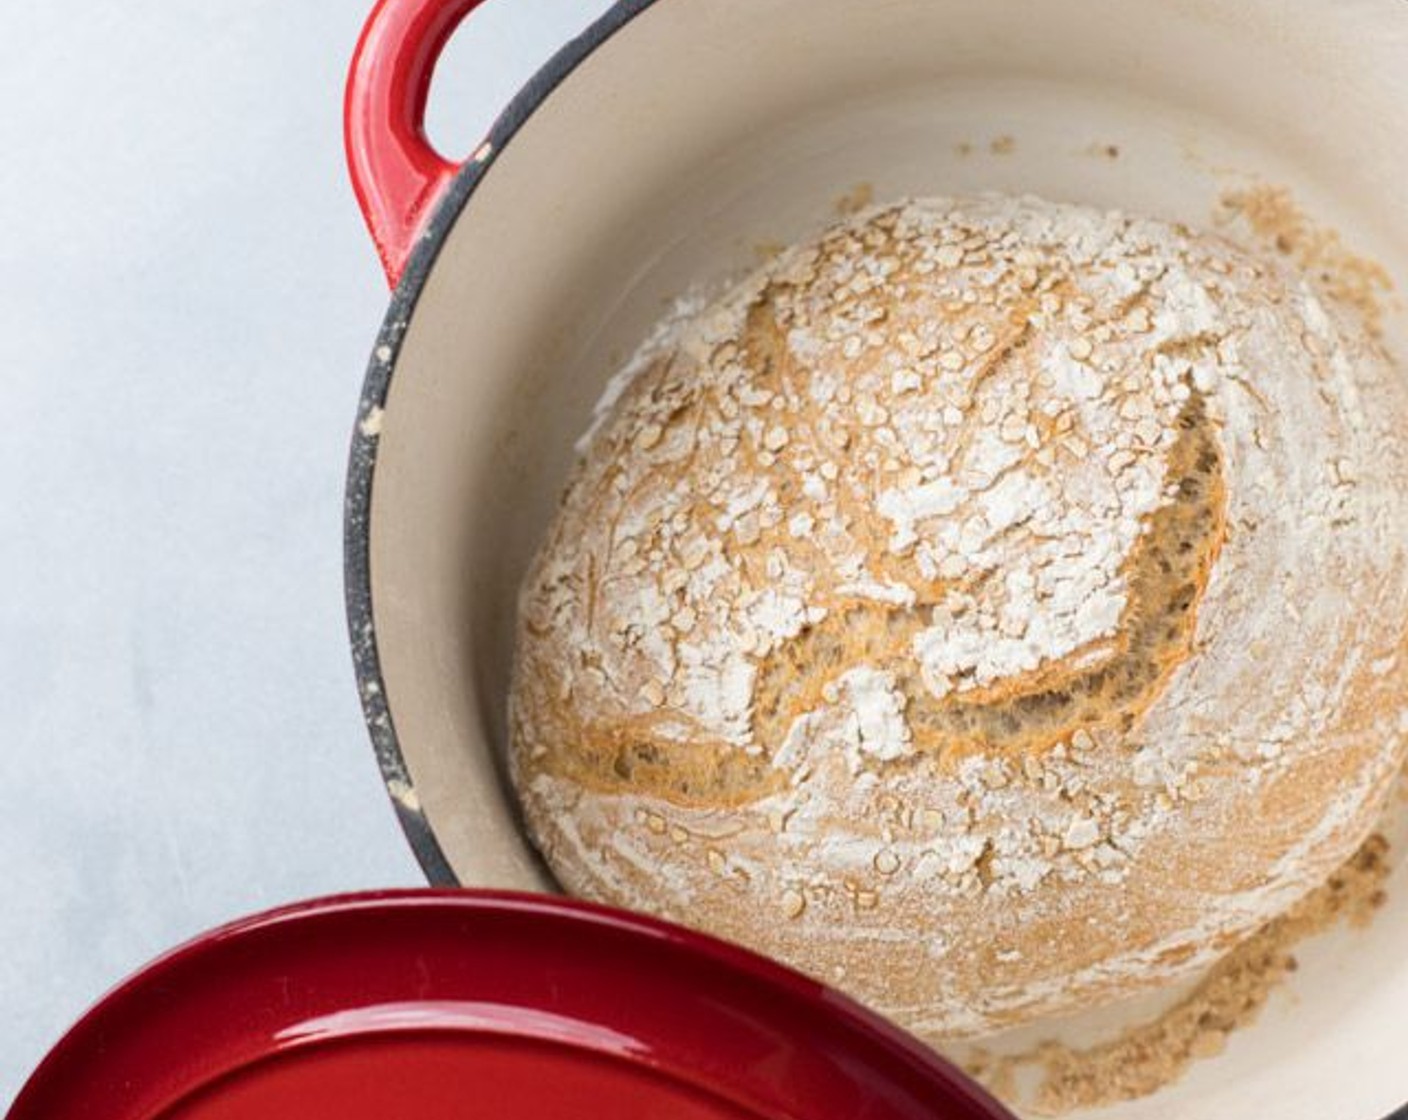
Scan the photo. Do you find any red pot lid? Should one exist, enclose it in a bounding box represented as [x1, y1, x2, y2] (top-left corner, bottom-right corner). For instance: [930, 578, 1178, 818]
[10, 890, 1012, 1120]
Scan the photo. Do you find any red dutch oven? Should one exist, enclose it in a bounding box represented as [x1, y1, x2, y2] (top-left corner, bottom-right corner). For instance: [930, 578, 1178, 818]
[335, 2, 1408, 1118]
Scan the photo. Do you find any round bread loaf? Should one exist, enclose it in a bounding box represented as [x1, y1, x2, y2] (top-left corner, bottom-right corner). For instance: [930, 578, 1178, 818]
[508, 195, 1408, 1039]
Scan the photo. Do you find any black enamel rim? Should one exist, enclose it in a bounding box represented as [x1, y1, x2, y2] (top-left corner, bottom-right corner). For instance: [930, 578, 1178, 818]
[341, 9, 1408, 1116]
[344, 0, 659, 888]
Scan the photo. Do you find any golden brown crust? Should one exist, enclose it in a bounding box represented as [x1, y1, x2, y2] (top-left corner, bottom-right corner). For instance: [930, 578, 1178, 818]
[509, 195, 1408, 1038]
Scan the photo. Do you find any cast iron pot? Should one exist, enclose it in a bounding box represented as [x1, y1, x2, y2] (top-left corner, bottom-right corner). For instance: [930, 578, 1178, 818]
[342, 2, 1408, 1117]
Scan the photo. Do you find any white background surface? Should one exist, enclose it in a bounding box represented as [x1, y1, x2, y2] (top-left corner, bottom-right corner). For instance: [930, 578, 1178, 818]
[0, 0, 612, 1104]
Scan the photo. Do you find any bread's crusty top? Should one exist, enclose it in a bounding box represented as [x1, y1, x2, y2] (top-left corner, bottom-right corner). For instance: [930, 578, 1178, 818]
[510, 195, 1408, 1036]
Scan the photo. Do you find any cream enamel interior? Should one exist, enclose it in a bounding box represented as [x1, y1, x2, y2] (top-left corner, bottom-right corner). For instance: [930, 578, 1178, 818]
[364, 1, 1408, 1116]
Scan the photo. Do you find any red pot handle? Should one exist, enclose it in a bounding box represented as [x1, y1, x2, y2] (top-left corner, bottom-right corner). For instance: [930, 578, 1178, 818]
[345, 0, 489, 288]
